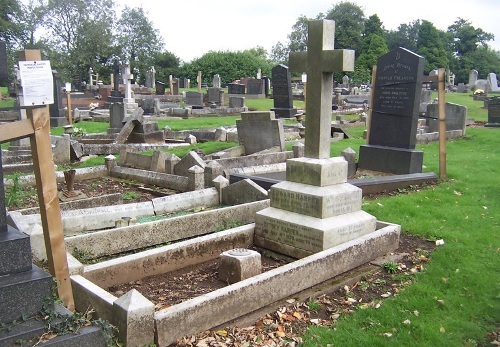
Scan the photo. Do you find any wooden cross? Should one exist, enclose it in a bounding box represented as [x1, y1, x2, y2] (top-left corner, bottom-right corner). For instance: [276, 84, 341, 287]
[289, 19, 354, 159]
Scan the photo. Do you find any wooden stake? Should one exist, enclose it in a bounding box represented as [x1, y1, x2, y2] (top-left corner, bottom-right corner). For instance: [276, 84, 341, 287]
[438, 68, 447, 180]
[66, 92, 73, 125]
[18, 49, 75, 311]
[366, 65, 377, 143]
[197, 71, 202, 93]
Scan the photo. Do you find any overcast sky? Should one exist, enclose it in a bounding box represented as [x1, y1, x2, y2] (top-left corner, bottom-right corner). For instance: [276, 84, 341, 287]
[116, 0, 500, 63]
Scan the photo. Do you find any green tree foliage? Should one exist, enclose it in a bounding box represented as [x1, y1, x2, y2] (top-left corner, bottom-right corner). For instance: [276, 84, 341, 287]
[0, 0, 22, 43]
[356, 34, 388, 73]
[416, 20, 449, 73]
[363, 14, 385, 40]
[270, 15, 312, 65]
[385, 20, 421, 52]
[116, 6, 164, 84]
[325, 1, 365, 54]
[447, 18, 494, 57]
[40, 0, 116, 83]
[181, 51, 272, 86]
[153, 50, 181, 84]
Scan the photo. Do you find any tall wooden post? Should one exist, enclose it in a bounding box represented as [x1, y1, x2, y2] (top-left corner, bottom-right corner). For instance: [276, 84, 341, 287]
[197, 71, 202, 93]
[438, 68, 447, 180]
[18, 50, 75, 311]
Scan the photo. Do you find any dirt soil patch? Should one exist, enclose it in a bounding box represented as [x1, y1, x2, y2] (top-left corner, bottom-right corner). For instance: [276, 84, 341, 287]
[107, 233, 436, 346]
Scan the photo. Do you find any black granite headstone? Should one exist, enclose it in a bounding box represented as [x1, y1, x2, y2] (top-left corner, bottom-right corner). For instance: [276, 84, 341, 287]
[228, 83, 245, 94]
[49, 70, 68, 127]
[0, 41, 8, 86]
[358, 47, 425, 174]
[485, 96, 500, 127]
[270, 64, 297, 118]
[108, 60, 123, 103]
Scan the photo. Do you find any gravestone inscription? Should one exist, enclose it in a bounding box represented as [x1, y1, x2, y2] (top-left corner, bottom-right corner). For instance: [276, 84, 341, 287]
[358, 47, 425, 174]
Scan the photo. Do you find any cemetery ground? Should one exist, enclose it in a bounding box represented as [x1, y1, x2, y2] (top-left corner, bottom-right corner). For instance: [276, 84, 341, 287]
[1, 91, 498, 346]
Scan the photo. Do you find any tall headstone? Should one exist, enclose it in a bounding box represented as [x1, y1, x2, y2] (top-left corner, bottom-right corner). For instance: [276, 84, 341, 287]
[0, 41, 8, 86]
[487, 72, 499, 92]
[270, 64, 297, 118]
[49, 70, 68, 126]
[208, 87, 224, 105]
[109, 60, 123, 103]
[358, 47, 425, 174]
[122, 62, 138, 118]
[254, 20, 384, 260]
[145, 66, 155, 89]
[155, 81, 166, 95]
[485, 96, 500, 127]
[469, 69, 478, 88]
[212, 74, 221, 88]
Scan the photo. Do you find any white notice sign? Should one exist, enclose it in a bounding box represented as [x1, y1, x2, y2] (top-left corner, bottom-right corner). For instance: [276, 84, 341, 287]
[19, 60, 54, 106]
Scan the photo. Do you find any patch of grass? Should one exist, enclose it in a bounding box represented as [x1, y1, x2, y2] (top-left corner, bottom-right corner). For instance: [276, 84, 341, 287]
[307, 300, 321, 312]
[121, 191, 141, 200]
[157, 116, 241, 131]
[5, 173, 36, 208]
[383, 261, 399, 274]
[214, 218, 243, 232]
[303, 127, 499, 346]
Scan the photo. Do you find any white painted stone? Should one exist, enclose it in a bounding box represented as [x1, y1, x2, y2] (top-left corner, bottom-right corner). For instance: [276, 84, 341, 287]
[269, 181, 361, 218]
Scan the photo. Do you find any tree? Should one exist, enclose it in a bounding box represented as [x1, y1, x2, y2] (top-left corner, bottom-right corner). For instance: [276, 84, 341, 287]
[363, 14, 385, 39]
[448, 18, 494, 57]
[270, 15, 311, 65]
[0, 0, 22, 44]
[416, 20, 449, 73]
[17, 0, 46, 48]
[325, 1, 365, 54]
[40, 0, 116, 83]
[385, 20, 421, 52]
[116, 6, 164, 84]
[153, 50, 180, 83]
[182, 51, 273, 86]
[357, 34, 388, 72]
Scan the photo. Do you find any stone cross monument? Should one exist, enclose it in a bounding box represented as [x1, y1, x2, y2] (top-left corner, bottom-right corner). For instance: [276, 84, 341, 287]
[289, 20, 355, 159]
[254, 20, 390, 259]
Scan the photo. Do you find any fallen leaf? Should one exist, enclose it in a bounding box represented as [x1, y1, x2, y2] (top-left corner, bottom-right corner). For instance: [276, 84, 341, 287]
[437, 299, 445, 305]
[310, 319, 320, 325]
[403, 319, 411, 325]
[216, 330, 228, 337]
[331, 313, 340, 320]
[293, 312, 302, 320]
[383, 333, 393, 337]
[377, 202, 384, 207]
[413, 310, 419, 316]
[381, 292, 392, 298]
[453, 190, 462, 196]
[440, 326, 446, 333]
[286, 299, 296, 304]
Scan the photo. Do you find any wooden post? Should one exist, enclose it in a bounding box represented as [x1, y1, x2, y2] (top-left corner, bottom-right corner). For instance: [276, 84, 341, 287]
[169, 74, 173, 95]
[366, 65, 377, 143]
[197, 71, 202, 93]
[66, 92, 73, 125]
[438, 68, 447, 180]
[18, 50, 75, 311]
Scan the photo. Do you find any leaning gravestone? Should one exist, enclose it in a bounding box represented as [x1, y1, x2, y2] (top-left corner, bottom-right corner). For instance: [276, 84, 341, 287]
[358, 47, 425, 174]
[469, 69, 478, 88]
[271, 64, 297, 118]
[254, 20, 388, 259]
[487, 73, 500, 93]
[236, 111, 285, 154]
[485, 96, 500, 127]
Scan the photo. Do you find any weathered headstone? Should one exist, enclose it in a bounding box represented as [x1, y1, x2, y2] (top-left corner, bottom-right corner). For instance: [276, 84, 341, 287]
[247, 79, 265, 95]
[229, 96, 245, 108]
[212, 74, 221, 88]
[208, 87, 224, 105]
[487, 73, 499, 92]
[236, 111, 285, 154]
[145, 66, 155, 89]
[469, 69, 478, 88]
[358, 47, 425, 174]
[109, 60, 123, 103]
[254, 20, 384, 260]
[171, 78, 180, 95]
[270, 64, 297, 118]
[108, 102, 125, 134]
[457, 83, 467, 93]
[185, 91, 203, 107]
[155, 81, 166, 95]
[426, 102, 468, 134]
[485, 96, 500, 127]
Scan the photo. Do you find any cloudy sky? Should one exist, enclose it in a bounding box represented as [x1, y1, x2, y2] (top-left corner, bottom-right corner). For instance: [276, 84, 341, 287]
[116, 0, 500, 63]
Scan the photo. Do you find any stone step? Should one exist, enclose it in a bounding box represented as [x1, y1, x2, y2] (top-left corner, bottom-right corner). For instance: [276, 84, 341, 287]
[0, 305, 107, 347]
[0, 226, 32, 276]
[0, 265, 54, 325]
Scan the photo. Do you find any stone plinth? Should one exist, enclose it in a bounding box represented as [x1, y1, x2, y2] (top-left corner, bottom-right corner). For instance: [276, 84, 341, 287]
[255, 156, 378, 258]
[218, 248, 261, 284]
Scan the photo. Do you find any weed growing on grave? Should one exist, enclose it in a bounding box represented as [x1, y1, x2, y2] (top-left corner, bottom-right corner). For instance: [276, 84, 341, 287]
[307, 300, 321, 312]
[73, 247, 95, 264]
[214, 218, 243, 232]
[383, 261, 399, 274]
[5, 173, 35, 208]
